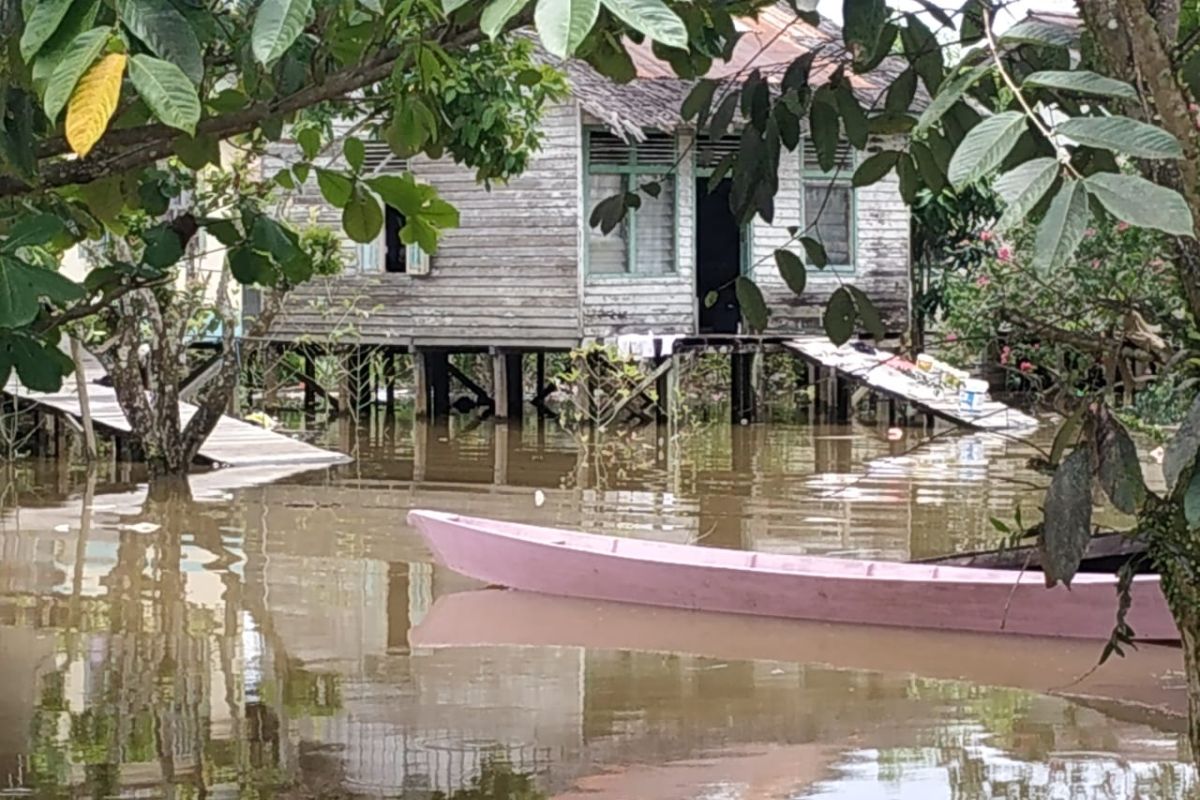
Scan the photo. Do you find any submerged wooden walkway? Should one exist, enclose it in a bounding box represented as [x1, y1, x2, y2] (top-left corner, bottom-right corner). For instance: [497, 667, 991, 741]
[8, 356, 350, 468]
[784, 337, 1038, 431]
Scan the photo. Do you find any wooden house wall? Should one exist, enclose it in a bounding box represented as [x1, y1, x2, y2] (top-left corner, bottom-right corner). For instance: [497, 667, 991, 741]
[751, 135, 911, 333]
[266, 102, 584, 349]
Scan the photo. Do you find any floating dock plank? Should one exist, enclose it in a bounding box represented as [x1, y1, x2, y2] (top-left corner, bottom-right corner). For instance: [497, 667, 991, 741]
[785, 337, 1038, 431]
[8, 358, 350, 469]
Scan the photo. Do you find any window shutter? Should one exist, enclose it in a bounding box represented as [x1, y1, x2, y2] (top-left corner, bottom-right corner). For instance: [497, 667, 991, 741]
[802, 137, 854, 172]
[357, 239, 381, 273]
[406, 242, 430, 275]
[361, 142, 407, 175]
[696, 134, 740, 168]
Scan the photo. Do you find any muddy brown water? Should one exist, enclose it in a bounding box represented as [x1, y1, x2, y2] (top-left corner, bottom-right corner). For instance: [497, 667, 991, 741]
[0, 419, 1194, 798]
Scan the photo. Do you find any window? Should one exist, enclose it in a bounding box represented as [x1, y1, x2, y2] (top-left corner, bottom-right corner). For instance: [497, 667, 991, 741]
[384, 206, 406, 273]
[801, 137, 855, 270]
[585, 131, 676, 276]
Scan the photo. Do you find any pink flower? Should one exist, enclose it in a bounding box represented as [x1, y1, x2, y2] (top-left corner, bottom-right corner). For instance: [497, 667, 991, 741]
[979, 230, 994, 242]
[1190, 103, 1199, 113]
[999, 345, 1011, 366]
[1091, 258, 1101, 269]
[1149, 258, 1165, 267]
[997, 245, 1013, 262]
[1084, 227, 1097, 238]
[976, 274, 991, 287]
[946, 332, 958, 343]
[1019, 361, 1034, 374]
[1116, 221, 1130, 232]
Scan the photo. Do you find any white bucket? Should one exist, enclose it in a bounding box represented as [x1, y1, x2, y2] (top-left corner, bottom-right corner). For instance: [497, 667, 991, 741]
[960, 378, 989, 413]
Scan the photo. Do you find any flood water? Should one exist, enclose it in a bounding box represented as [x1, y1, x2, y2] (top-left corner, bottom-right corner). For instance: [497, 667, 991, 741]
[0, 419, 1194, 798]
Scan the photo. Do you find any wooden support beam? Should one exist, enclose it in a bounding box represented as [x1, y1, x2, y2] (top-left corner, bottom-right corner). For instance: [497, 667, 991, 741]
[493, 422, 511, 484]
[385, 351, 397, 415]
[492, 353, 510, 419]
[448, 362, 491, 405]
[303, 351, 315, 415]
[263, 344, 282, 409]
[70, 337, 97, 461]
[730, 352, 755, 424]
[414, 351, 429, 419]
[535, 352, 546, 419]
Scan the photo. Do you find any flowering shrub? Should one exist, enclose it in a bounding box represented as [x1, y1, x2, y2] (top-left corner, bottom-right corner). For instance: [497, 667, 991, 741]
[936, 220, 1189, 408]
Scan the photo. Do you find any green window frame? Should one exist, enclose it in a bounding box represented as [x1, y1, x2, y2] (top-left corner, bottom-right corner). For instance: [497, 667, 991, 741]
[799, 137, 857, 274]
[583, 129, 679, 279]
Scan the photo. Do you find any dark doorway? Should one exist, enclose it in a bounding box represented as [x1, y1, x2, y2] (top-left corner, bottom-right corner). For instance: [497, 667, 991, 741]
[696, 177, 742, 334]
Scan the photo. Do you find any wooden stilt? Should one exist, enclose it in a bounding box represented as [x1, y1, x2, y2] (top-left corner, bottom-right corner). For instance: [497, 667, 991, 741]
[303, 350, 316, 416]
[535, 352, 546, 419]
[493, 421, 511, 484]
[505, 353, 523, 421]
[426, 351, 451, 418]
[385, 351, 397, 416]
[492, 353, 510, 419]
[730, 351, 755, 424]
[70, 338, 97, 462]
[263, 344, 281, 410]
[414, 351, 429, 419]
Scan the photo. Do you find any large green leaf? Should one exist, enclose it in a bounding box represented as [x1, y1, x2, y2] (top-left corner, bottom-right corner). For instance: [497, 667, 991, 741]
[842, 0, 886, 62]
[1095, 409, 1146, 515]
[1165, 395, 1200, 492]
[141, 224, 184, 269]
[228, 246, 276, 286]
[913, 62, 990, 135]
[119, 0, 204, 84]
[1022, 70, 1136, 100]
[343, 186, 383, 243]
[1040, 446, 1094, 588]
[1056, 116, 1183, 160]
[20, 0, 73, 62]
[735, 276, 769, 333]
[847, 285, 884, 341]
[1000, 18, 1080, 48]
[834, 84, 868, 149]
[2, 333, 73, 392]
[0, 257, 83, 328]
[480, 0, 530, 38]
[823, 286, 855, 345]
[367, 173, 424, 215]
[1083, 173, 1195, 237]
[251, 0, 314, 66]
[799, 236, 827, 268]
[600, 0, 686, 49]
[947, 110, 1025, 188]
[535, 0, 600, 58]
[30, 0, 100, 94]
[774, 249, 806, 296]
[1, 214, 67, 253]
[127, 55, 200, 134]
[41, 27, 110, 123]
[851, 150, 899, 187]
[809, 95, 839, 172]
[1186, 472, 1200, 529]
[1033, 179, 1090, 274]
[992, 157, 1058, 232]
[316, 169, 354, 208]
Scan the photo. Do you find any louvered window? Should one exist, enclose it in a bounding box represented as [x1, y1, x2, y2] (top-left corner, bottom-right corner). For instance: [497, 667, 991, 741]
[360, 141, 407, 175]
[696, 134, 740, 169]
[801, 135, 855, 271]
[585, 130, 677, 277]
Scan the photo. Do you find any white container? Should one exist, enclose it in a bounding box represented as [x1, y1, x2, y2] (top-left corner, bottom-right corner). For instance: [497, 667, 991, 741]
[960, 378, 989, 413]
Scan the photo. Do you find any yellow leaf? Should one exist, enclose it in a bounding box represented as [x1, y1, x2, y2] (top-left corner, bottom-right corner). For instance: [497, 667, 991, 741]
[65, 53, 126, 157]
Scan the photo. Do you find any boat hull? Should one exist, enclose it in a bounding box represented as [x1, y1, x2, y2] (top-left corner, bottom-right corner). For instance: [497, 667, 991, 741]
[407, 510, 1179, 641]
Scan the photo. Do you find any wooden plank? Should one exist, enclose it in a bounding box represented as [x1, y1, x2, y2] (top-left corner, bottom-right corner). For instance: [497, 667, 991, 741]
[783, 337, 1039, 431]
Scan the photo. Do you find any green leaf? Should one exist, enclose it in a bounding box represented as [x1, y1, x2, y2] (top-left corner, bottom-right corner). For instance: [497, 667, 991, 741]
[1083, 173, 1194, 237]
[799, 236, 827, 269]
[847, 285, 884, 341]
[1095, 410, 1146, 515]
[228, 246, 276, 286]
[851, 150, 899, 187]
[535, 0, 600, 58]
[1022, 70, 1137, 100]
[297, 128, 321, 160]
[316, 169, 354, 208]
[20, 0, 73, 62]
[343, 185, 383, 243]
[914, 62, 990, 135]
[993, 157, 1059, 233]
[809, 96, 839, 172]
[823, 287, 855, 345]
[251, 0, 314, 65]
[367, 173, 424, 215]
[600, 0, 687, 49]
[142, 224, 184, 269]
[885, 68, 917, 113]
[682, 79, 717, 123]
[703, 289, 718, 308]
[173, 133, 220, 169]
[0, 257, 82, 328]
[204, 219, 241, 246]
[1000, 18, 1081, 49]
[1183, 470, 1200, 529]
[842, 0, 886, 62]
[481, 0, 530, 38]
[127, 54, 200, 134]
[774, 249, 806, 296]
[734, 276, 768, 333]
[1167, 396, 1200, 493]
[1056, 116, 1183, 160]
[29, 0, 99, 94]
[708, 91, 738, 141]
[41, 26, 110, 123]
[910, 141, 946, 194]
[834, 84, 868, 149]
[896, 154, 919, 204]
[1040, 446, 1094, 588]
[344, 136, 365, 173]
[442, 0, 470, 12]
[1033, 179, 1090, 274]
[208, 88, 249, 113]
[948, 111, 1025, 188]
[119, 0, 204, 84]
[5, 334, 71, 392]
[251, 216, 303, 265]
[2, 214, 67, 253]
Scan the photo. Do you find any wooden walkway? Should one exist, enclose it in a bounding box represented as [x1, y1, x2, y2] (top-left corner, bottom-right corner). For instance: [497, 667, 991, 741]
[8, 357, 350, 468]
[785, 337, 1039, 431]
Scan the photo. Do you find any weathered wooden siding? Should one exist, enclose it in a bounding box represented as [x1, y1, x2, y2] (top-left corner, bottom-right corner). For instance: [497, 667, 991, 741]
[267, 102, 584, 348]
[751, 136, 910, 333]
[580, 128, 696, 338]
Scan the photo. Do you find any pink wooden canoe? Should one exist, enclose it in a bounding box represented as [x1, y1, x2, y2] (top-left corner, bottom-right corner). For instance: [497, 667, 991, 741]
[407, 510, 1180, 641]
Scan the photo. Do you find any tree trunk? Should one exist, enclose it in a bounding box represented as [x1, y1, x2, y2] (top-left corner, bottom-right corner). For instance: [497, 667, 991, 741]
[1182, 620, 1200, 766]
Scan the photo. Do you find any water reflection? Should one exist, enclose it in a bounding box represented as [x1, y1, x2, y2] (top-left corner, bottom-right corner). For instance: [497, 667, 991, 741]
[0, 419, 1191, 798]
